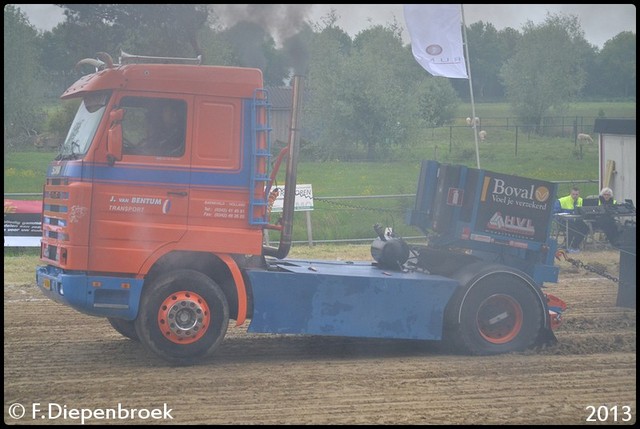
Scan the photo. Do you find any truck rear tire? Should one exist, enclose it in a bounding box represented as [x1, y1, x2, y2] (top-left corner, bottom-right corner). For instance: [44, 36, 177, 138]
[107, 317, 139, 341]
[135, 269, 229, 365]
[447, 269, 545, 355]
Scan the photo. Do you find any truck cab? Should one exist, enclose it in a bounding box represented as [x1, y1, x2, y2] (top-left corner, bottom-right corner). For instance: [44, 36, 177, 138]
[37, 52, 284, 331]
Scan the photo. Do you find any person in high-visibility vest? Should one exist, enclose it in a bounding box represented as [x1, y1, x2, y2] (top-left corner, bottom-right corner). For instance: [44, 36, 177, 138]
[553, 186, 589, 252]
[594, 187, 621, 245]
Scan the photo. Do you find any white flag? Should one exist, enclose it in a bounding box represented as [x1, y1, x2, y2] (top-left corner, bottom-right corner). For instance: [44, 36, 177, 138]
[403, 4, 468, 79]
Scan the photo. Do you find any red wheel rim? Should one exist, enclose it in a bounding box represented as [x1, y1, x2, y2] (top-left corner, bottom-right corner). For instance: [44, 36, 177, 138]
[157, 291, 210, 344]
[476, 294, 523, 344]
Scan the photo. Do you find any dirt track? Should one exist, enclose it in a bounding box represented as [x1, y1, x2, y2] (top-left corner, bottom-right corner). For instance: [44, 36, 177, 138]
[4, 249, 636, 425]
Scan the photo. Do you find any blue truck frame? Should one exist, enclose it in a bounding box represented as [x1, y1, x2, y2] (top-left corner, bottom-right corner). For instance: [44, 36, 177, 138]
[244, 160, 561, 345]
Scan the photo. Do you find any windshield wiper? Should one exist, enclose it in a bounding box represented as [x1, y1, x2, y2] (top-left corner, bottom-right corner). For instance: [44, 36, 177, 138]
[57, 141, 81, 160]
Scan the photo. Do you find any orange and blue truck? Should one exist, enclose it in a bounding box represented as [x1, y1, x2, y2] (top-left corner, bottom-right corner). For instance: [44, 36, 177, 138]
[36, 52, 566, 365]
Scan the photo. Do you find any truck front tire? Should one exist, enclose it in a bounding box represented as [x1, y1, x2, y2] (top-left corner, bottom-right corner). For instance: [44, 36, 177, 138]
[135, 269, 229, 365]
[108, 317, 139, 341]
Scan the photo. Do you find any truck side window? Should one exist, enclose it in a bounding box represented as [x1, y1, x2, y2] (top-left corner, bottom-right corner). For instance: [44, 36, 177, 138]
[121, 97, 186, 157]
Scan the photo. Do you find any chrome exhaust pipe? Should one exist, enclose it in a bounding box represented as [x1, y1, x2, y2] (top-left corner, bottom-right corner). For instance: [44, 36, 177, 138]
[263, 75, 304, 259]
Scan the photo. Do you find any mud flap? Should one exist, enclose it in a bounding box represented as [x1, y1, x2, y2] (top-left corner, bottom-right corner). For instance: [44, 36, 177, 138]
[539, 292, 566, 347]
[536, 325, 558, 348]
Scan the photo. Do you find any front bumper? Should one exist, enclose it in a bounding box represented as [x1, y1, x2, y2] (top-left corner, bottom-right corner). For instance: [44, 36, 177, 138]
[36, 265, 144, 320]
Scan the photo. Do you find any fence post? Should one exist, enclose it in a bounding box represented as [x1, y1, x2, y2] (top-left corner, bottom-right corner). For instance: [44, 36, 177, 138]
[305, 211, 313, 246]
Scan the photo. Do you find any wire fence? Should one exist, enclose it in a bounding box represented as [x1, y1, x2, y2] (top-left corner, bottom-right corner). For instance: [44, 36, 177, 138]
[452, 115, 600, 134]
[258, 178, 601, 245]
[5, 179, 600, 247]
[428, 117, 603, 156]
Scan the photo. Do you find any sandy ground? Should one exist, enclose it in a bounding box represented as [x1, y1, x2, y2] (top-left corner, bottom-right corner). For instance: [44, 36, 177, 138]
[4, 249, 636, 425]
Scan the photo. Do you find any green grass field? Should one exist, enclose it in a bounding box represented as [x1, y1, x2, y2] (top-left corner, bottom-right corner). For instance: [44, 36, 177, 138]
[4, 101, 635, 242]
[456, 101, 635, 120]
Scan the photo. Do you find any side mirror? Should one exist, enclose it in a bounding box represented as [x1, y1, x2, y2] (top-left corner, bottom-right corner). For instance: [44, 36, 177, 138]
[106, 109, 124, 165]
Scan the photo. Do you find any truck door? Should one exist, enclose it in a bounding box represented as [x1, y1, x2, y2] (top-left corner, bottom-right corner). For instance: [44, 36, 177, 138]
[88, 96, 191, 274]
[185, 95, 264, 256]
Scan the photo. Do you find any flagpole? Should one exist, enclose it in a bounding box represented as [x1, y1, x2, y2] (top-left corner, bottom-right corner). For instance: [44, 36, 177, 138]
[460, 5, 481, 169]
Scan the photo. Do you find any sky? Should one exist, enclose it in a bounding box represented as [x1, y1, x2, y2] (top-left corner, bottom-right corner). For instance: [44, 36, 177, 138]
[12, 4, 637, 49]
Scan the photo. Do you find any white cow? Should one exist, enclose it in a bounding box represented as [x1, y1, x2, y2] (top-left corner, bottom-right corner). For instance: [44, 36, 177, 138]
[466, 117, 480, 127]
[577, 133, 594, 143]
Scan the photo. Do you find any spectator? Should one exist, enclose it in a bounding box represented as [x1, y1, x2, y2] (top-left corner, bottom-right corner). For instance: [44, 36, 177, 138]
[553, 186, 589, 253]
[594, 187, 621, 246]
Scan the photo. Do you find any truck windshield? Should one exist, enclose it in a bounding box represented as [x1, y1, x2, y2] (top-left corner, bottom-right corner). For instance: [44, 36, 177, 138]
[57, 91, 111, 160]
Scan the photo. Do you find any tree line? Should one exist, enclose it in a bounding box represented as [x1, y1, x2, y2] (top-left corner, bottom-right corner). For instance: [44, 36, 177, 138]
[4, 4, 636, 161]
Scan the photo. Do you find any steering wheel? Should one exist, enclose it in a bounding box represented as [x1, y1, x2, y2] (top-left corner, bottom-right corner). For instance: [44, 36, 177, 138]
[123, 137, 148, 155]
[122, 137, 134, 150]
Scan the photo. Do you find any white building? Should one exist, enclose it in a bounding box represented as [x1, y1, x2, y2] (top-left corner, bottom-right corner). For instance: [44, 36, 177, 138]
[594, 118, 636, 205]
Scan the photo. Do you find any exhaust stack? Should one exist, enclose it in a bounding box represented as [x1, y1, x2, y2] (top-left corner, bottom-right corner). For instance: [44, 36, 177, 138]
[263, 75, 304, 259]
